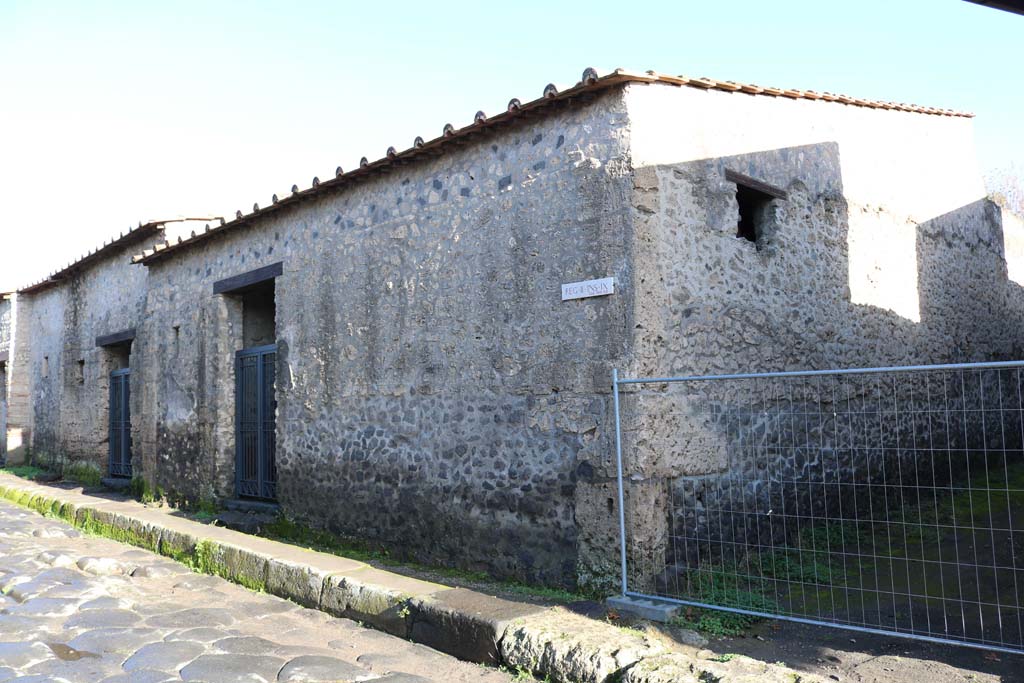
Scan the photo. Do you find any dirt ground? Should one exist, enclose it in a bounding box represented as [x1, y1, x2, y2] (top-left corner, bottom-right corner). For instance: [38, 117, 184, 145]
[700, 617, 1022, 683]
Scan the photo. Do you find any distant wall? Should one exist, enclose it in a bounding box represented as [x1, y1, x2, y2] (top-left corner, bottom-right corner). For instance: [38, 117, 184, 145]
[21, 238, 159, 473]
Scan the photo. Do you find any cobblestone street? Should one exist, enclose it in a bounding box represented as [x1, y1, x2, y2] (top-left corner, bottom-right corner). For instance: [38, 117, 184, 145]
[0, 501, 513, 682]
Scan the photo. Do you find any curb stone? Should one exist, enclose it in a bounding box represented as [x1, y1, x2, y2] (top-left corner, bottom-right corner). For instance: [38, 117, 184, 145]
[622, 652, 828, 683]
[266, 556, 332, 607]
[500, 607, 669, 683]
[409, 587, 546, 665]
[0, 475, 821, 683]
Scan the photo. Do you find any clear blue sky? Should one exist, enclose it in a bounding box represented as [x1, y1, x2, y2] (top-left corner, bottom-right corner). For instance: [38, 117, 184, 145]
[0, 0, 1020, 291]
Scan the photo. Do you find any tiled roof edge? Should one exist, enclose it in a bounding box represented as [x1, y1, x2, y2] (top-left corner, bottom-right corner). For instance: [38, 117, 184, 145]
[132, 67, 974, 266]
[18, 218, 217, 294]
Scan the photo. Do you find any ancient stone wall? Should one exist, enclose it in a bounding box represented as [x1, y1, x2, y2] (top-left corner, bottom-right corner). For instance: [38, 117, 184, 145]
[20, 238, 160, 473]
[616, 83, 1024, 586]
[136, 90, 635, 587]
[15, 81, 1017, 593]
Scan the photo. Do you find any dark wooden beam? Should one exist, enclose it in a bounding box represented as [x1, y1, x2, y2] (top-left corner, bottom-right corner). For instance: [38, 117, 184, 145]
[213, 261, 283, 295]
[96, 328, 136, 348]
[725, 169, 788, 200]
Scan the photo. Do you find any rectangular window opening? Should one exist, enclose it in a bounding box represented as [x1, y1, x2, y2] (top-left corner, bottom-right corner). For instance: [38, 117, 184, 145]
[725, 169, 787, 244]
[76, 359, 85, 384]
[736, 185, 772, 242]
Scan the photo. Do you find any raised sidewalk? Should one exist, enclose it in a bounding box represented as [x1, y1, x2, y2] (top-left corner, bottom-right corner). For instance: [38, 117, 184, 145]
[0, 473, 821, 683]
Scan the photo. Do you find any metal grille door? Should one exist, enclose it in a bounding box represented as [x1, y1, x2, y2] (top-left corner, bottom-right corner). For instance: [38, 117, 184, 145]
[236, 345, 277, 500]
[108, 368, 132, 477]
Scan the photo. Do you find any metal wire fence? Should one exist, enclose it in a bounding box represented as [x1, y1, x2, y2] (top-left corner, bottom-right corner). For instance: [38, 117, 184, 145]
[613, 361, 1024, 653]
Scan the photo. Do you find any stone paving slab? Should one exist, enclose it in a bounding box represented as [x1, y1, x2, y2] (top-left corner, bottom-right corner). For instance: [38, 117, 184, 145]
[0, 497, 511, 683]
[0, 474, 826, 682]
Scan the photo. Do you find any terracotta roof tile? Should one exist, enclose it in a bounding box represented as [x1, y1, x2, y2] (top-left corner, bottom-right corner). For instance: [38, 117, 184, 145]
[20, 218, 217, 294]
[132, 67, 973, 266]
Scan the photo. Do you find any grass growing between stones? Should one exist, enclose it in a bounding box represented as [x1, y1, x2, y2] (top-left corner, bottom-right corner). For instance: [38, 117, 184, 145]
[261, 514, 597, 603]
[189, 498, 219, 522]
[188, 539, 267, 592]
[0, 484, 268, 594]
[670, 563, 780, 637]
[0, 465, 49, 480]
[63, 461, 103, 488]
[2, 461, 103, 488]
[502, 664, 552, 682]
[263, 515, 384, 563]
[129, 476, 166, 504]
[82, 511, 159, 551]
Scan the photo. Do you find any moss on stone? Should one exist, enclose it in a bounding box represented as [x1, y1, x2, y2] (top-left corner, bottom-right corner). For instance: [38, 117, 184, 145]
[186, 539, 265, 591]
[232, 569, 267, 592]
[1, 484, 268, 598]
[78, 511, 159, 552]
[159, 541, 197, 566]
[64, 461, 102, 488]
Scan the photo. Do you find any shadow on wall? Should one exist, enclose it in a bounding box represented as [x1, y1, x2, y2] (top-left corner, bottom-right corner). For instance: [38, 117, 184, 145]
[916, 198, 1024, 359]
[620, 142, 1024, 590]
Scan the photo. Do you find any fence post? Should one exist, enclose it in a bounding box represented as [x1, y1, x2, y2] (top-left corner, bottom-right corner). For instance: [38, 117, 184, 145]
[613, 368, 628, 595]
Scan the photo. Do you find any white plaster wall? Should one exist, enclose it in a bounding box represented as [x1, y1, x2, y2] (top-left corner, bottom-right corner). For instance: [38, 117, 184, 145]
[627, 83, 987, 322]
[628, 83, 984, 218]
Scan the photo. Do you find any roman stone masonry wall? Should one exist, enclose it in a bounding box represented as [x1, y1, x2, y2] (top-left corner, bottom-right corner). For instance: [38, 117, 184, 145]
[19, 289, 65, 466]
[616, 83, 1024, 586]
[21, 239, 159, 473]
[136, 89, 636, 588]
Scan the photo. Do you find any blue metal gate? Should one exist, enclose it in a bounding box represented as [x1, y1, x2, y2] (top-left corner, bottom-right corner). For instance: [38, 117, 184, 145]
[236, 345, 277, 500]
[108, 368, 132, 477]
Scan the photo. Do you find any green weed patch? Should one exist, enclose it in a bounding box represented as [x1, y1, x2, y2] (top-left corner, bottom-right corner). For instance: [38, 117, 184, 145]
[0, 465, 49, 481]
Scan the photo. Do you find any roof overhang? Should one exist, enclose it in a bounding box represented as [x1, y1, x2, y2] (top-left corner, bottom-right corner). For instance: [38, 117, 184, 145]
[132, 68, 972, 267]
[18, 217, 217, 294]
[965, 0, 1024, 16]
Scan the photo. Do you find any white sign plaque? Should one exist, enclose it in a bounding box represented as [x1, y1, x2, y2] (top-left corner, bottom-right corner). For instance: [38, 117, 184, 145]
[561, 277, 615, 301]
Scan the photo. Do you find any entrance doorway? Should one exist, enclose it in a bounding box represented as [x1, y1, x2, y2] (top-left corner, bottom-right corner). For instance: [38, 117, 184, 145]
[108, 367, 131, 477]
[99, 339, 133, 478]
[235, 344, 276, 499]
[222, 273, 278, 501]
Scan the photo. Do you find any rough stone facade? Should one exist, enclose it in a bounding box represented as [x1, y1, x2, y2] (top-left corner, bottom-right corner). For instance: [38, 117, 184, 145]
[612, 84, 1024, 587]
[135, 92, 633, 586]
[10, 75, 1021, 591]
[14, 230, 164, 474]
